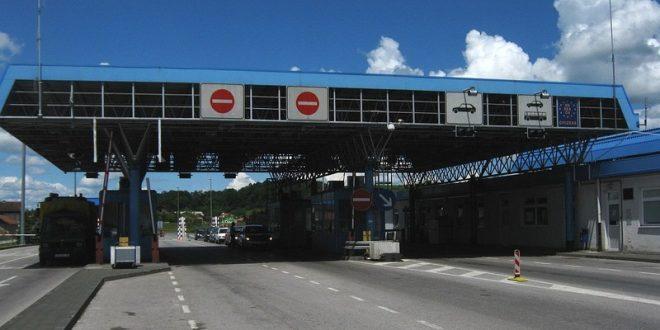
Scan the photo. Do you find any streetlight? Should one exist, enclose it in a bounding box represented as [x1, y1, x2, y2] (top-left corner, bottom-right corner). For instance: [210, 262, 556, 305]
[209, 177, 213, 224]
[176, 186, 180, 222]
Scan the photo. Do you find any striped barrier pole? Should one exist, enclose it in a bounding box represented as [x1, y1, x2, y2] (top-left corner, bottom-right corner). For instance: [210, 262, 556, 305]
[508, 249, 528, 282]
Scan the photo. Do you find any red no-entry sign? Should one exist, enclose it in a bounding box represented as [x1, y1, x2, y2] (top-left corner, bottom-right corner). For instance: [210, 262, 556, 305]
[352, 188, 372, 212]
[296, 91, 320, 115]
[210, 89, 235, 113]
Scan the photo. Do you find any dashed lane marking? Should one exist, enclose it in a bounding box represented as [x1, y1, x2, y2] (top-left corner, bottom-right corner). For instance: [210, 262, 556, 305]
[398, 262, 431, 269]
[177, 295, 185, 301]
[294, 275, 304, 279]
[598, 268, 622, 272]
[0, 275, 18, 287]
[168, 271, 173, 275]
[376, 261, 400, 266]
[170, 275, 176, 280]
[327, 287, 339, 292]
[310, 280, 320, 285]
[282, 271, 290, 274]
[534, 261, 551, 265]
[426, 266, 455, 273]
[377, 305, 399, 314]
[175, 288, 181, 293]
[262, 265, 269, 268]
[563, 265, 584, 268]
[172, 281, 179, 286]
[461, 270, 487, 278]
[182, 305, 191, 313]
[417, 320, 443, 329]
[350, 295, 365, 302]
[0, 254, 37, 266]
[271, 267, 279, 270]
[640, 272, 660, 276]
[188, 320, 198, 329]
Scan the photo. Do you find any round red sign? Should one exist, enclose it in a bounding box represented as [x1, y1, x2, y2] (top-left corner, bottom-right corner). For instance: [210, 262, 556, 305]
[210, 89, 235, 114]
[295, 91, 319, 115]
[352, 188, 372, 212]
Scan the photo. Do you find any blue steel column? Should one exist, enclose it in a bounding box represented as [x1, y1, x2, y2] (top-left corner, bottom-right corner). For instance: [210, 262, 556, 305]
[365, 164, 375, 240]
[564, 168, 575, 249]
[129, 167, 142, 247]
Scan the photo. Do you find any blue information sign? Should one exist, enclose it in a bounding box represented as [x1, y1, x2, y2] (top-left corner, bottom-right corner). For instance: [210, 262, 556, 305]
[373, 188, 396, 211]
[557, 98, 578, 127]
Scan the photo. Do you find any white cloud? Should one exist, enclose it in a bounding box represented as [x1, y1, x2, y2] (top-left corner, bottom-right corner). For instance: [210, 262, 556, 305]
[0, 129, 23, 153]
[226, 172, 255, 190]
[320, 68, 338, 73]
[0, 175, 69, 207]
[0, 31, 21, 62]
[290, 66, 301, 71]
[366, 36, 424, 76]
[28, 166, 45, 175]
[5, 154, 48, 166]
[447, 30, 562, 81]
[429, 70, 446, 77]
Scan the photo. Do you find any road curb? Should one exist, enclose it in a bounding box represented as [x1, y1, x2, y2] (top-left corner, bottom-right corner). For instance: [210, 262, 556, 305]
[0, 264, 170, 330]
[558, 252, 660, 264]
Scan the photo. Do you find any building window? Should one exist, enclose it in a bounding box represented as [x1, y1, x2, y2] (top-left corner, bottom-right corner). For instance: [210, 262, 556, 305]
[642, 188, 660, 225]
[522, 196, 548, 226]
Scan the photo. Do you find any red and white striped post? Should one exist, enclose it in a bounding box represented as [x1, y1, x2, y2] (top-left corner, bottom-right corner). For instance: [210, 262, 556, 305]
[513, 249, 521, 277]
[508, 249, 528, 282]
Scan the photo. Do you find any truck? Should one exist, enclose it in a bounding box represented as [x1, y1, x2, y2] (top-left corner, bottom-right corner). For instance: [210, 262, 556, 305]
[38, 194, 97, 266]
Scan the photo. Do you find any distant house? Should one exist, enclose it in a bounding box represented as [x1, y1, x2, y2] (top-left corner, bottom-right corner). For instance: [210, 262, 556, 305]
[0, 201, 20, 233]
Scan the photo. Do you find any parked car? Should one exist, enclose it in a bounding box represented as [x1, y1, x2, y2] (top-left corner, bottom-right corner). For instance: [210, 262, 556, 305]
[194, 229, 206, 240]
[236, 225, 272, 248]
[213, 227, 228, 244]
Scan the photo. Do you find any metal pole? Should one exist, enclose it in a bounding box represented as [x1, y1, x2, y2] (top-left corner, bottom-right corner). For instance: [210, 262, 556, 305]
[209, 177, 213, 222]
[37, 0, 43, 117]
[73, 171, 77, 196]
[19, 144, 26, 245]
[177, 187, 180, 221]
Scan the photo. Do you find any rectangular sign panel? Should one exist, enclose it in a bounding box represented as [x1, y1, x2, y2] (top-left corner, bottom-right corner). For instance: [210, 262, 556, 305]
[517, 95, 553, 127]
[200, 83, 245, 119]
[287, 87, 328, 121]
[556, 97, 579, 127]
[445, 92, 483, 125]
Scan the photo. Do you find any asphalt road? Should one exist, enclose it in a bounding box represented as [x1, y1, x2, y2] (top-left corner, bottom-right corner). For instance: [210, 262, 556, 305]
[0, 245, 78, 327]
[75, 236, 660, 330]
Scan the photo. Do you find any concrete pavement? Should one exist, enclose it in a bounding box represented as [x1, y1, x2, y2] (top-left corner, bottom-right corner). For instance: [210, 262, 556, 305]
[75, 237, 660, 329]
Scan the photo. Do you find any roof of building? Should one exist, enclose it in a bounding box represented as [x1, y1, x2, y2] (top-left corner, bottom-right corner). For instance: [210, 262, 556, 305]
[0, 201, 21, 213]
[0, 214, 18, 226]
[587, 128, 660, 162]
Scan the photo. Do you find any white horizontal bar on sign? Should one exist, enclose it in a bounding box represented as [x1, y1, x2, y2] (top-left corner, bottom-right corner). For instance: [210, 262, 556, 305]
[352, 198, 371, 202]
[297, 101, 318, 106]
[211, 99, 233, 104]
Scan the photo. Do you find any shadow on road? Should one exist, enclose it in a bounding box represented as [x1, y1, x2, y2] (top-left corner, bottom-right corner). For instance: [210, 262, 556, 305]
[160, 244, 340, 266]
[400, 243, 560, 260]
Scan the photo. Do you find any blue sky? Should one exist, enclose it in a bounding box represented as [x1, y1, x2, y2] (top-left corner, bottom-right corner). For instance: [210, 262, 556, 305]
[0, 0, 658, 206]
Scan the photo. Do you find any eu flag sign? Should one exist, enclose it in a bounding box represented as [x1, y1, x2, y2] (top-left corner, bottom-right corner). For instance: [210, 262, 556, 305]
[557, 98, 578, 127]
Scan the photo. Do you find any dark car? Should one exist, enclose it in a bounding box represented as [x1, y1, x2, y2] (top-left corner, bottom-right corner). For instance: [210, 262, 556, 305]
[194, 229, 206, 240]
[236, 225, 272, 248]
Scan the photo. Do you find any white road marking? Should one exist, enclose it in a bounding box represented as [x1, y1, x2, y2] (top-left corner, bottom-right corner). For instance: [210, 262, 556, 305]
[0, 254, 37, 266]
[172, 281, 178, 286]
[168, 271, 173, 275]
[563, 264, 583, 268]
[375, 261, 399, 266]
[350, 295, 365, 302]
[327, 287, 339, 292]
[182, 305, 191, 313]
[271, 267, 278, 270]
[377, 305, 399, 314]
[294, 275, 304, 279]
[426, 266, 455, 273]
[417, 320, 443, 329]
[188, 320, 198, 329]
[598, 268, 622, 272]
[398, 262, 431, 269]
[310, 280, 320, 285]
[534, 261, 551, 265]
[281, 271, 290, 274]
[461, 271, 487, 278]
[550, 284, 660, 306]
[640, 272, 660, 276]
[170, 275, 176, 280]
[0, 275, 18, 287]
[262, 264, 269, 268]
[174, 288, 181, 293]
[483, 257, 501, 261]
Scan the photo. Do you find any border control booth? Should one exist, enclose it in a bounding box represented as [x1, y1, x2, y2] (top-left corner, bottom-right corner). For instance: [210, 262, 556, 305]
[0, 65, 638, 258]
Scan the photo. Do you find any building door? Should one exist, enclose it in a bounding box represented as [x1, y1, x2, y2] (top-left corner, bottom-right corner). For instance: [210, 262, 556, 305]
[602, 182, 622, 251]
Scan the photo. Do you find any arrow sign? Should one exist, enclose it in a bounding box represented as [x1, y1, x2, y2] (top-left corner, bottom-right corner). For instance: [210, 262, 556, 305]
[373, 188, 396, 211]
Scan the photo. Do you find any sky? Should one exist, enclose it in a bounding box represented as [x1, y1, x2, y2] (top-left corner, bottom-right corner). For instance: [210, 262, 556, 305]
[0, 0, 659, 207]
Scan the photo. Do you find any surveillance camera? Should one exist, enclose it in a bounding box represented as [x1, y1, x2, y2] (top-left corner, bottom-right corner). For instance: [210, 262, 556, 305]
[387, 123, 395, 131]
